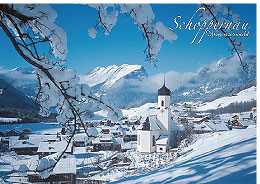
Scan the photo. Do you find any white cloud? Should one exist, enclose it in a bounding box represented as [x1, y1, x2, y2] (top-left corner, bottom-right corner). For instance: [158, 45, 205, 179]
[129, 70, 195, 93]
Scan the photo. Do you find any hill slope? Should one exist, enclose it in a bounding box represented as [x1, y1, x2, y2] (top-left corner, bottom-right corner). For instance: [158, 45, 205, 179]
[114, 126, 256, 184]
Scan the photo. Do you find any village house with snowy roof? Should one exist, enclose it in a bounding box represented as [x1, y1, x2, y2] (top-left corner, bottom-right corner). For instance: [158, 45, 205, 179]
[137, 81, 181, 153]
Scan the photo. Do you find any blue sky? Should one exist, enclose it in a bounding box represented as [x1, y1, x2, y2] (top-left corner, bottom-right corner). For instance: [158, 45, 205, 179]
[0, 4, 256, 76]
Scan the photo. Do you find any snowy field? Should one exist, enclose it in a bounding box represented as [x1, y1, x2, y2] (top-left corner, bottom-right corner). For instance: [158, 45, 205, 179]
[196, 86, 256, 111]
[113, 126, 256, 184]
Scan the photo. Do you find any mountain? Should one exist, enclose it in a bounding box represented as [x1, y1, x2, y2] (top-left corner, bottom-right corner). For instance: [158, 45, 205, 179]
[0, 66, 38, 98]
[173, 53, 256, 103]
[80, 64, 152, 108]
[0, 52, 256, 110]
[195, 85, 256, 112]
[0, 78, 38, 110]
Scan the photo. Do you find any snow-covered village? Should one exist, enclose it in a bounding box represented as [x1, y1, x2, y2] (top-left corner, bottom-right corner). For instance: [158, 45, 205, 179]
[0, 3, 257, 184]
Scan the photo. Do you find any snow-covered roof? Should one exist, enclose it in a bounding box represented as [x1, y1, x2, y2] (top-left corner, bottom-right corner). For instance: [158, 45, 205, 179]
[37, 141, 72, 153]
[92, 137, 117, 144]
[29, 134, 58, 143]
[239, 120, 256, 127]
[156, 136, 168, 145]
[121, 142, 136, 150]
[205, 121, 229, 131]
[29, 153, 76, 175]
[194, 121, 229, 132]
[137, 115, 161, 131]
[73, 133, 88, 142]
[10, 140, 38, 149]
[125, 130, 137, 135]
[170, 120, 181, 131]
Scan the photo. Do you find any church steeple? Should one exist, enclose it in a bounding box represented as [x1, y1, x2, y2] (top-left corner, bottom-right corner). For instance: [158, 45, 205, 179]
[158, 76, 171, 96]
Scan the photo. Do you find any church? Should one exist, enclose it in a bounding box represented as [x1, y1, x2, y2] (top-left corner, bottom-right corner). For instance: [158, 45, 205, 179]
[137, 82, 180, 153]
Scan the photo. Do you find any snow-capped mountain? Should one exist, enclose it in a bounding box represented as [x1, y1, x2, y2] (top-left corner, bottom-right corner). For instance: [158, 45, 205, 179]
[0, 66, 38, 97]
[80, 64, 147, 89]
[173, 53, 256, 103]
[80, 64, 151, 108]
[0, 52, 256, 110]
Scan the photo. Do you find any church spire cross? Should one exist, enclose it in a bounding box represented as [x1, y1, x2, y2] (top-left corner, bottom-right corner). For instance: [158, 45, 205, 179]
[163, 74, 165, 86]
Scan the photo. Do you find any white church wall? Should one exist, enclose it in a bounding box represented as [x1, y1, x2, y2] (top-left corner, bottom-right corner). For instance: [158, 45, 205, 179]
[137, 130, 151, 153]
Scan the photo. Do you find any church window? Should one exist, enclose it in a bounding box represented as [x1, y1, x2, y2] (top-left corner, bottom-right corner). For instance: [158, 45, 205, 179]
[152, 135, 156, 146]
[138, 135, 140, 145]
[161, 100, 164, 107]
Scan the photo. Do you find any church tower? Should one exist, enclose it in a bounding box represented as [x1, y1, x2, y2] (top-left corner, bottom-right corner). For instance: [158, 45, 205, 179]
[157, 79, 171, 132]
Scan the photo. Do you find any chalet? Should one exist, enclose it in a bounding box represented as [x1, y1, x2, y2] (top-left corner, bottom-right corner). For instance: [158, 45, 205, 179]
[193, 121, 229, 134]
[28, 153, 76, 184]
[29, 134, 60, 143]
[18, 133, 29, 140]
[121, 141, 136, 152]
[10, 140, 38, 155]
[232, 115, 239, 120]
[109, 129, 122, 138]
[92, 137, 120, 152]
[123, 130, 137, 142]
[73, 133, 89, 147]
[1, 136, 19, 147]
[37, 141, 73, 158]
[100, 126, 110, 134]
[22, 128, 31, 134]
[231, 120, 256, 129]
[5, 129, 20, 137]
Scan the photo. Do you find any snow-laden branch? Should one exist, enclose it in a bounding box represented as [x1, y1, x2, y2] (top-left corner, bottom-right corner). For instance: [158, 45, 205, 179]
[200, 4, 246, 70]
[0, 4, 122, 176]
[88, 4, 178, 65]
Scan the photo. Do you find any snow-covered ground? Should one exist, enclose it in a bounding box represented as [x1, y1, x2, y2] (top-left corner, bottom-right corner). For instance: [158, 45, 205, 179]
[112, 126, 256, 184]
[196, 86, 256, 111]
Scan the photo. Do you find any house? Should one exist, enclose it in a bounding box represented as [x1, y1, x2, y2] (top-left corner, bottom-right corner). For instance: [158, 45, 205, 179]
[73, 133, 88, 147]
[121, 141, 137, 152]
[29, 134, 60, 144]
[5, 129, 20, 137]
[28, 153, 76, 184]
[232, 115, 239, 120]
[2, 136, 19, 148]
[193, 121, 229, 134]
[37, 141, 73, 158]
[110, 129, 122, 138]
[123, 130, 137, 142]
[137, 82, 181, 153]
[92, 137, 120, 152]
[9, 140, 38, 155]
[231, 120, 256, 129]
[22, 128, 31, 134]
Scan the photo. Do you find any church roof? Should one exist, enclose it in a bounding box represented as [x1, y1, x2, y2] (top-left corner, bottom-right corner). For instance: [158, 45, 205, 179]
[137, 116, 161, 131]
[158, 84, 171, 96]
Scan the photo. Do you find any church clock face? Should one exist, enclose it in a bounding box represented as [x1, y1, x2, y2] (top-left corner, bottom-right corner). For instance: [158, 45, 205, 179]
[160, 108, 164, 113]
